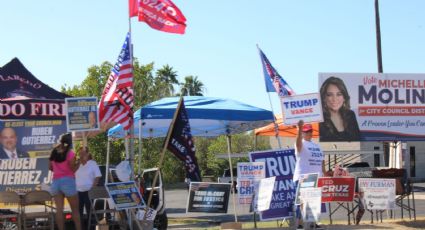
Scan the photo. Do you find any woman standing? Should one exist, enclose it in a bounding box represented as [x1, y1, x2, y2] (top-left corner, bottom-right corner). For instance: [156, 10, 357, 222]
[319, 76, 360, 141]
[75, 147, 101, 224]
[49, 133, 81, 230]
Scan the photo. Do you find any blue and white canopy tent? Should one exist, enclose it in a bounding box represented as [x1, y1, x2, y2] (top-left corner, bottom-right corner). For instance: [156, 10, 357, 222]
[108, 96, 274, 138]
[107, 96, 274, 221]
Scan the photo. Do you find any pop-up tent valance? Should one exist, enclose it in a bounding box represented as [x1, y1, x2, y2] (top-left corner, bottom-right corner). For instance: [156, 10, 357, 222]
[108, 96, 274, 138]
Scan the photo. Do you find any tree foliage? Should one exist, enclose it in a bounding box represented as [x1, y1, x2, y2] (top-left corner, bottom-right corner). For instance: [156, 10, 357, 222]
[180, 75, 205, 96]
[62, 59, 271, 184]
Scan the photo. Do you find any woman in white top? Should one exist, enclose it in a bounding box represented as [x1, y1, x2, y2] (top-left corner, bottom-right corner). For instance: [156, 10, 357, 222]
[75, 147, 101, 224]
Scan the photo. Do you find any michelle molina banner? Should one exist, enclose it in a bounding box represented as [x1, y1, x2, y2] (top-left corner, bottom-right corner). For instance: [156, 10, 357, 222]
[319, 73, 425, 141]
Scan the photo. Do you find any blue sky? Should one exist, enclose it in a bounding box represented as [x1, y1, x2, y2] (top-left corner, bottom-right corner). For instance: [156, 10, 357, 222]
[1, 1, 425, 112]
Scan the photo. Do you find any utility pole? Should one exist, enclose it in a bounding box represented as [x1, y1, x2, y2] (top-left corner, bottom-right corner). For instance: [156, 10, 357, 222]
[375, 0, 383, 73]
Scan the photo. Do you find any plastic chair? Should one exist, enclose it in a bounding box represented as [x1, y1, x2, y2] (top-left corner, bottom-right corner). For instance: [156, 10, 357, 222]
[21, 190, 54, 230]
[0, 191, 22, 230]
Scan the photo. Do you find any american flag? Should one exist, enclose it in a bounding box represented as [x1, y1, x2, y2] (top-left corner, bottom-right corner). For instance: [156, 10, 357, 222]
[258, 47, 295, 97]
[98, 32, 134, 130]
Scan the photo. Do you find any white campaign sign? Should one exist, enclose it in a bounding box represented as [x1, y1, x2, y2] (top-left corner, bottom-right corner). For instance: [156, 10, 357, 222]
[300, 187, 322, 222]
[319, 73, 425, 141]
[255, 177, 276, 212]
[358, 178, 396, 210]
[237, 162, 266, 179]
[136, 208, 157, 221]
[280, 93, 323, 125]
[237, 162, 266, 205]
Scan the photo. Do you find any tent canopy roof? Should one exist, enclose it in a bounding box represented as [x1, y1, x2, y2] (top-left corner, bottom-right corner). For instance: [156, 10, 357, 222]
[108, 96, 274, 138]
[0, 58, 69, 100]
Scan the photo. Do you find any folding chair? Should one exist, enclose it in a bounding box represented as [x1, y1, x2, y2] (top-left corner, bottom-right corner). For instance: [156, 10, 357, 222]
[87, 186, 127, 230]
[21, 190, 54, 230]
[0, 191, 22, 230]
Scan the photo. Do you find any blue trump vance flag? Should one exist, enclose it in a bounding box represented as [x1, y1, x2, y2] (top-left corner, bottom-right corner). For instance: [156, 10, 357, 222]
[258, 47, 295, 97]
[166, 98, 202, 182]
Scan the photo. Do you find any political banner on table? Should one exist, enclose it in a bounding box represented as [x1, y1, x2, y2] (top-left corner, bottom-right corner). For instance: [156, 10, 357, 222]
[0, 120, 67, 158]
[319, 73, 425, 141]
[237, 162, 265, 205]
[295, 173, 318, 205]
[317, 177, 355, 202]
[106, 181, 145, 210]
[187, 182, 231, 213]
[65, 97, 99, 132]
[280, 93, 323, 125]
[249, 149, 296, 220]
[358, 178, 396, 210]
[300, 187, 322, 222]
[0, 158, 52, 193]
[255, 176, 276, 212]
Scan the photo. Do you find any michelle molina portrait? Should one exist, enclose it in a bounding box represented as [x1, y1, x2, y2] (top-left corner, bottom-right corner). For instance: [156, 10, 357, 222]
[319, 76, 360, 142]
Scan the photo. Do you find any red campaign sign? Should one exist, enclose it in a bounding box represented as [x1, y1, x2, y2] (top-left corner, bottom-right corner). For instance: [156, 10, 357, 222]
[317, 177, 355, 202]
[138, 0, 187, 34]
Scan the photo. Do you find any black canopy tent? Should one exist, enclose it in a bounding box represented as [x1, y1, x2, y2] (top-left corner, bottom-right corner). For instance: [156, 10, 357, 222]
[0, 58, 69, 120]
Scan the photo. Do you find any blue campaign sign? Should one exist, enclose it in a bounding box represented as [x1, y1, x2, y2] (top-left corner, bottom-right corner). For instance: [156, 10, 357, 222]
[249, 149, 296, 220]
[0, 120, 67, 158]
[65, 97, 99, 132]
[106, 181, 145, 210]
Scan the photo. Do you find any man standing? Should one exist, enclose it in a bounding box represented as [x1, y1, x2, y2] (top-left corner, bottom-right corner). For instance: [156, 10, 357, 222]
[0, 127, 29, 159]
[293, 120, 325, 229]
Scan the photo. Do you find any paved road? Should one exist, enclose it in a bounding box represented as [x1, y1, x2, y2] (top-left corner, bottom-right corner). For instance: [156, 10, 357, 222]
[165, 183, 425, 229]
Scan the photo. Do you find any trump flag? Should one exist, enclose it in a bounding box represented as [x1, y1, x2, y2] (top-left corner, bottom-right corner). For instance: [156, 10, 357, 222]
[258, 47, 295, 97]
[137, 0, 187, 34]
[166, 97, 201, 182]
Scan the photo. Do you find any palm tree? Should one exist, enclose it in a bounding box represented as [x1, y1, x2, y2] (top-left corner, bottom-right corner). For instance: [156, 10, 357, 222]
[181, 75, 205, 96]
[155, 64, 179, 96]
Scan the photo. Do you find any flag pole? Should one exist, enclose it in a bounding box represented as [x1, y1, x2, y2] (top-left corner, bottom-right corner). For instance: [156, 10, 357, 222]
[267, 93, 282, 148]
[143, 95, 185, 221]
[257, 44, 282, 148]
[128, 2, 135, 229]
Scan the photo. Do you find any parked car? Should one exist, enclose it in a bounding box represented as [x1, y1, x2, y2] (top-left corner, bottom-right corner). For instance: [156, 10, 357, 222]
[217, 168, 238, 193]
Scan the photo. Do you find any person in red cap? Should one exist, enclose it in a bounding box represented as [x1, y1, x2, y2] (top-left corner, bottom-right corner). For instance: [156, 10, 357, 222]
[294, 120, 325, 229]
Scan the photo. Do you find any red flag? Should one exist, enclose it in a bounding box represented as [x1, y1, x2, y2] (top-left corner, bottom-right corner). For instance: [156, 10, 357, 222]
[129, 0, 138, 18]
[99, 33, 134, 130]
[138, 0, 187, 34]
